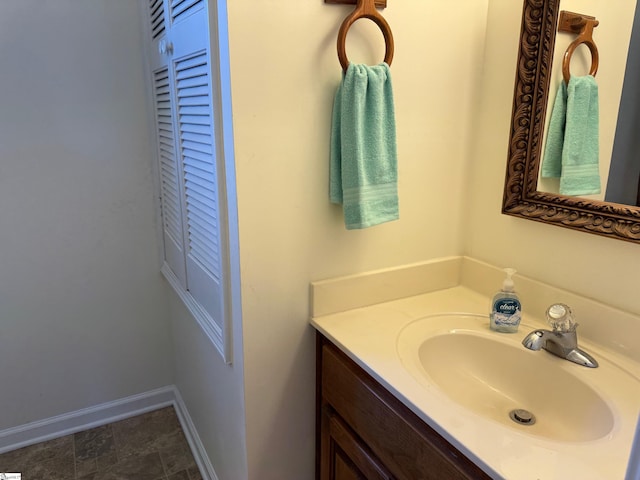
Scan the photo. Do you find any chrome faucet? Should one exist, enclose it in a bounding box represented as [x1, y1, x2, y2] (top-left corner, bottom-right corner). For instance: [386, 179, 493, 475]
[522, 303, 598, 368]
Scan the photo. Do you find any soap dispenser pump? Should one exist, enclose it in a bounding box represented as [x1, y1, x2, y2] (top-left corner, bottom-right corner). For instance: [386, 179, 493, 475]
[490, 268, 522, 333]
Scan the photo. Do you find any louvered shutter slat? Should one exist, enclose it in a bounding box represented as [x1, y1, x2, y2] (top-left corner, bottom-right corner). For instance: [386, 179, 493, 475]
[176, 85, 210, 99]
[189, 233, 219, 264]
[184, 160, 214, 177]
[171, 0, 204, 24]
[185, 181, 215, 202]
[177, 96, 207, 107]
[177, 68, 208, 82]
[158, 136, 174, 149]
[176, 64, 208, 79]
[180, 130, 210, 143]
[187, 193, 216, 214]
[177, 79, 207, 91]
[150, 0, 163, 17]
[180, 116, 209, 127]
[182, 155, 213, 173]
[181, 140, 212, 155]
[188, 209, 217, 237]
[180, 123, 210, 137]
[183, 149, 213, 163]
[188, 227, 220, 273]
[189, 230, 219, 259]
[149, 0, 166, 39]
[174, 54, 206, 72]
[179, 105, 210, 116]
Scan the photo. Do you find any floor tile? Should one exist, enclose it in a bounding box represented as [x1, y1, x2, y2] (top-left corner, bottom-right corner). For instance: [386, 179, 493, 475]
[158, 431, 197, 475]
[0, 435, 73, 473]
[111, 407, 181, 460]
[187, 466, 203, 480]
[75, 425, 116, 462]
[0, 407, 199, 480]
[22, 450, 75, 480]
[168, 471, 189, 480]
[75, 457, 98, 478]
[77, 451, 164, 480]
[74, 424, 118, 475]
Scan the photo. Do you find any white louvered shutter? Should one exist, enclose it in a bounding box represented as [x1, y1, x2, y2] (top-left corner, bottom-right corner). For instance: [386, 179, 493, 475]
[175, 53, 222, 282]
[146, 0, 228, 357]
[153, 67, 187, 286]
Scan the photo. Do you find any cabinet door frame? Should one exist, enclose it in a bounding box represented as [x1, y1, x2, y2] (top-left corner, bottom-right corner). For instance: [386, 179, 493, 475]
[321, 406, 394, 480]
[316, 333, 492, 480]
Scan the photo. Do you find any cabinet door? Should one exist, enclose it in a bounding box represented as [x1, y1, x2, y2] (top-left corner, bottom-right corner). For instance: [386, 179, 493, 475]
[321, 409, 393, 480]
[317, 334, 492, 480]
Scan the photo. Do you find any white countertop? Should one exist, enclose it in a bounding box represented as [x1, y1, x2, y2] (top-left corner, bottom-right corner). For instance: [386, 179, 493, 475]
[311, 285, 640, 480]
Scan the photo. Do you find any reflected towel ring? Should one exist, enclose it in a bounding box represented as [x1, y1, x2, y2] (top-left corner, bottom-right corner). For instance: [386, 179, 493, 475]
[337, 0, 394, 71]
[560, 12, 599, 84]
[562, 35, 599, 83]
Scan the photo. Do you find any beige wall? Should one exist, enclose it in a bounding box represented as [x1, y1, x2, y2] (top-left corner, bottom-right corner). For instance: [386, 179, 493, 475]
[169, 292, 247, 480]
[0, 0, 172, 430]
[226, 1, 488, 479]
[466, 0, 640, 317]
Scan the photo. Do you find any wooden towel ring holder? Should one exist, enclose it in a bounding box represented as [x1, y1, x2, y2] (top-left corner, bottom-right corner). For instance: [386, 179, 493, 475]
[559, 11, 599, 84]
[336, 0, 394, 72]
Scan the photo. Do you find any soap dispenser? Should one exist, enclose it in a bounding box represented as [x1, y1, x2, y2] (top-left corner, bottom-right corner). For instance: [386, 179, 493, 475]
[490, 268, 522, 333]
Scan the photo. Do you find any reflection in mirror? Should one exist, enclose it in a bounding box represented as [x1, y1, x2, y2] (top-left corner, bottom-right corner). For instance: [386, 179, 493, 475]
[537, 1, 638, 205]
[502, 0, 640, 243]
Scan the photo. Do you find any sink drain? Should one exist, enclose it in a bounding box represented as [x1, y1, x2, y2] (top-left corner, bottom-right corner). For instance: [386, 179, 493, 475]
[509, 409, 536, 426]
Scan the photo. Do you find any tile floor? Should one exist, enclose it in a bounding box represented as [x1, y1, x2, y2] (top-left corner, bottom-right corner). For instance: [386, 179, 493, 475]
[0, 407, 202, 480]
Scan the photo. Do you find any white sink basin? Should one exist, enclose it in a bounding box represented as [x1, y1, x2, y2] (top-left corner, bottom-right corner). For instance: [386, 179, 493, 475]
[397, 313, 617, 442]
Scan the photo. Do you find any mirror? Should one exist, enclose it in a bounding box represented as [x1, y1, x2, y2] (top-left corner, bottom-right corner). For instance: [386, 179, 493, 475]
[537, 3, 637, 205]
[502, 0, 640, 243]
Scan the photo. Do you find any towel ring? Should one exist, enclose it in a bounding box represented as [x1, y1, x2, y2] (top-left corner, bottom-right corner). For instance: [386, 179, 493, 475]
[337, 0, 394, 72]
[560, 12, 599, 84]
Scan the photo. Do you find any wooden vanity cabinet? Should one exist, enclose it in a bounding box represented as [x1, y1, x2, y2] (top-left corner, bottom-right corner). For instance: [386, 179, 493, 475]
[316, 333, 491, 480]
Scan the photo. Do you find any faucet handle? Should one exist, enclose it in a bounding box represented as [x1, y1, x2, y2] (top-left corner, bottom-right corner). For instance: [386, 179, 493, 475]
[546, 303, 577, 332]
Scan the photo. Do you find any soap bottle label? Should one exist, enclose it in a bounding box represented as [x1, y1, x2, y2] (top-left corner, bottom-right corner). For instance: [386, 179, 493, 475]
[492, 299, 521, 326]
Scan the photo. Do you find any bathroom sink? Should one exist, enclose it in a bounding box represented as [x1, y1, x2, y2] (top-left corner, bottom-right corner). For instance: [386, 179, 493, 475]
[397, 314, 615, 442]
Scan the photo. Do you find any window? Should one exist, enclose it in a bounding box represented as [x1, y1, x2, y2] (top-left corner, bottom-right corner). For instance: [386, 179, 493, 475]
[144, 0, 232, 362]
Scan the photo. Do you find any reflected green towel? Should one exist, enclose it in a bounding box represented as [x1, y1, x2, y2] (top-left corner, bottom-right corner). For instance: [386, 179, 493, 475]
[330, 63, 398, 229]
[541, 76, 600, 195]
[541, 81, 567, 178]
[561, 75, 600, 195]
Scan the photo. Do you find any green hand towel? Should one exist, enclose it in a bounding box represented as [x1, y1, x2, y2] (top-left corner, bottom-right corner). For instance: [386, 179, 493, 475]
[541, 76, 600, 196]
[541, 81, 567, 179]
[560, 75, 600, 196]
[330, 63, 399, 229]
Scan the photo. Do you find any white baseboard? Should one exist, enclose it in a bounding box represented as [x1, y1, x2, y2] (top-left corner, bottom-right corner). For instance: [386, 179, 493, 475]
[0, 385, 218, 480]
[0, 386, 175, 455]
[172, 388, 219, 480]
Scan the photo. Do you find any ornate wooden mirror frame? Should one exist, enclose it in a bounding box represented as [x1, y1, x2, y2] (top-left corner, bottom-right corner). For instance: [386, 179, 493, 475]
[502, 0, 640, 243]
